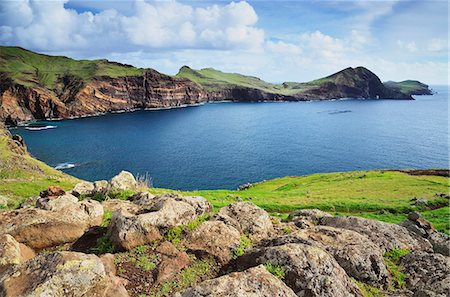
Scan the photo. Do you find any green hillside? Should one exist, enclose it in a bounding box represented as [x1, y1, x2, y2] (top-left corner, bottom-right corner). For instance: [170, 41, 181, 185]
[176, 66, 303, 95]
[384, 80, 432, 95]
[0, 46, 144, 88]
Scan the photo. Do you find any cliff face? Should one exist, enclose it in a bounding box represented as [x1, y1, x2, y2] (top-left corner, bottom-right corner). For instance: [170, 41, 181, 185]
[0, 70, 209, 124]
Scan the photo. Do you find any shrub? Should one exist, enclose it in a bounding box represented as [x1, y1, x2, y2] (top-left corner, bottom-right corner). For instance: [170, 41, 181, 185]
[186, 214, 210, 231]
[101, 210, 113, 227]
[264, 263, 285, 280]
[384, 248, 410, 290]
[232, 234, 252, 259]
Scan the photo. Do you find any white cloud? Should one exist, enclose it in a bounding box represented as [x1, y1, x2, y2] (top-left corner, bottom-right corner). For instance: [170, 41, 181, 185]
[397, 40, 418, 53]
[427, 38, 447, 52]
[0, 0, 264, 52]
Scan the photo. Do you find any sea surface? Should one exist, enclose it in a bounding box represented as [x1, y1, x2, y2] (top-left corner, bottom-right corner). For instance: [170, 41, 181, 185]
[10, 86, 449, 190]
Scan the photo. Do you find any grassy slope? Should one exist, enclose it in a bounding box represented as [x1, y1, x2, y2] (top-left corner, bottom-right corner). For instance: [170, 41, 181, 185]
[0, 128, 79, 207]
[149, 170, 450, 234]
[176, 66, 304, 95]
[0, 46, 144, 88]
[384, 80, 430, 94]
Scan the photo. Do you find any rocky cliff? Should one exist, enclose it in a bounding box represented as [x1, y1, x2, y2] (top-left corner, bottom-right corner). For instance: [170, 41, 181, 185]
[0, 47, 423, 125]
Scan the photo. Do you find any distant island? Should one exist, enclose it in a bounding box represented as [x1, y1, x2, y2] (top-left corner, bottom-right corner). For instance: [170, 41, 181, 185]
[0, 46, 433, 125]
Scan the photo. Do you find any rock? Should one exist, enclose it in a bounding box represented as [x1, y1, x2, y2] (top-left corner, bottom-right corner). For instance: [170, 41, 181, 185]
[320, 216, 433, 253]
[288, 209, 333, 229]
[414, 198, 428, 206]
[237, 243, 363, 297]
[93, 180, 110, 195]
[284, 226, 389, 288]
[0, 199, 103, 249]
[128, 192, 156, 206]
[174, 265, 297, 297]
[19, 196, 39, 208]
[39, 185, 65, 198]
[0, 195, 8, 208]
[399, 212, 449, 256]
[71, 181, 95, 197]
[0, 234, 35, 274]
[218, 202, 274, 241]
[400, 251, 450, 297]
[100, 253, 117, 276]
[109, 171, 137, 192]
[237, 183, 253, 191]
[0, 251, 129, 297]
[212, 212, 242, 232]
[109, 197, 197, 251]
[155, 241, 190, 284]
[102, 199, 140, 213]
[36, 193, 79, 211]
[185, 221, 241, 264]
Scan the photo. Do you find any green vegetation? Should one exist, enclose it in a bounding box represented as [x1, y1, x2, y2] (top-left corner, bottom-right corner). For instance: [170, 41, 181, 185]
[384, 248, 411, 290]
[149, 170, 449, 234]
[176, 66, 303, 95]
[101, 210, 113, 227]
[186, 214, 210, 231]
[353, 279, 382, 297]
[264, 263, 285, 280]
[93, 231, 115, 254]
[232, 234, 252, 259]
[0, 46, 144, 88]
[384, 80, 431, 95]
[164, 225, 184, 247]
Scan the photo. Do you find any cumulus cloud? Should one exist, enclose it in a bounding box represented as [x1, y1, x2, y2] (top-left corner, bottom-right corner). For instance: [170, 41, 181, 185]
[0, 0, 264, 52]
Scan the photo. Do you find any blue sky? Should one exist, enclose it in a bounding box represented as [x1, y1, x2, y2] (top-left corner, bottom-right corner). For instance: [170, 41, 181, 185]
[0, 0, 448, 84]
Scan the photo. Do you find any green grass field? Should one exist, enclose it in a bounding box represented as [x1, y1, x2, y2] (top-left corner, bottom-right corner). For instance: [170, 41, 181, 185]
[0, 46, 144, 88]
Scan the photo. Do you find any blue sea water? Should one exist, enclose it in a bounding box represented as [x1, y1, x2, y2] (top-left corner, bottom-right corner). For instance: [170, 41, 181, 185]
[10, 86, 449, 190]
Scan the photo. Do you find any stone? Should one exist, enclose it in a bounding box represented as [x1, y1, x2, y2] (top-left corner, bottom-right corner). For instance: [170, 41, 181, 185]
[0, 195, 8, 208]
[129, 192, 156, 206]
[109, 171, 137, 192]
[39, 185, 65, 198]
[400, 251, 450, 297]
[288, 208, 332, 221]
[19, 196, 39, 209]
[414, 198, 428, 206]
[102, 199, 140, 213]
[36, 193, 79, 211]
[0, 199, 103, 249]
[281, 226, 389, 288]
[0, 234, 35, 274]
[155, 241, 190, 284]
[109, 197, 197, 251]
[218, 202, 274, 241]
[0, 251, 129, 297]
[320, 216, 433, 253]
[71, 181, 95, 197]
[185, 221, 241, 264]
[174, 265, 297, 297]
[237, 243, 363, 297]
[93, 180, 110, 195]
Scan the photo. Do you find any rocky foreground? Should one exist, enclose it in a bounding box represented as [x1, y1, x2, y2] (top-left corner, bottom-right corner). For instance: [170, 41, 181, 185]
[0, 172, 449, 296]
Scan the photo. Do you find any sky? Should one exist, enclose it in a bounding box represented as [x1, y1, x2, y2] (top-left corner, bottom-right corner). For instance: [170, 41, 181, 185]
[0, 0, 448, 84]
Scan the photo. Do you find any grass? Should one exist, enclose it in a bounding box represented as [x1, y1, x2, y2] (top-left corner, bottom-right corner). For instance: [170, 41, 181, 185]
[232, 234, 252, 259]
[264, 263, 285, 280]
[0, 46, 144, 88]
[384, 248, 410, 290]
[383, 80, 430, 95]
[149, 170, 449, 234]
[354, 279, 382, 297]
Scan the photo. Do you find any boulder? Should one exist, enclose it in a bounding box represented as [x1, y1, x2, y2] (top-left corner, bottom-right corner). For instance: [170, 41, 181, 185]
[0, 251, 129, 297]
[102, 199, 140, 213]
[174, 265, 297, 297]
[237, 243, 363, 297]
[185, 221, 241, 264]
[155, 241, 190, 284]
[128, 192, 156, 206]
[109, 171, 137, 192]
[36, 193, 79, 211]
[71, 181, 94, 197]
[218, 202, 274, 241]
[93, 180, 110, 195]
[39, 186, 65, 198]
[400, 251, 450, 297]
[399, 212, 450, 256]
[320, 216, 433, 253]
[283, 226, 389, 288]
[0, 199, 103, 249]
[0, 195, 8, 208]
[0, 234, 35, 274]
[288, 209, 333, 229]
[19, 196, 39, 209]
[109, 197, 197, 251]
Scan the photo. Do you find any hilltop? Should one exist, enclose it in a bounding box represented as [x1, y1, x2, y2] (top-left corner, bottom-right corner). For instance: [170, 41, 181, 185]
[0, 46, 434, 125]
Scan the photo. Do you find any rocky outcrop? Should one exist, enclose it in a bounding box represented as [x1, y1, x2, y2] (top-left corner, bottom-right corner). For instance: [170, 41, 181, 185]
[174, 265, 297, 297]
[185, 221, 241, 264]
[217, 202, 274, 241]
[109, 171, 137, 192]
[400, 251, 450, 297]
[155, 241, 190, 284]
[0, 251, 128, 297]
[238, 243, 363, 297]
[270, 226, 389, 288]
[399, 212, 450, 256]
[320, 216, 433, 253]
[0, 192, 103, 249]
[109, 194, 212, 251]
[0, 234, 35, 274]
